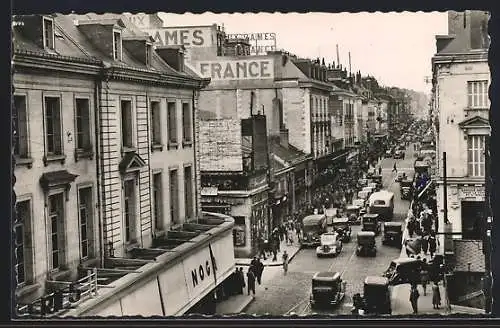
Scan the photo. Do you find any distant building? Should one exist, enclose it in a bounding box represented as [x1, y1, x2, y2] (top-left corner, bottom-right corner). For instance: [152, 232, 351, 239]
[431, 10, 490, 309]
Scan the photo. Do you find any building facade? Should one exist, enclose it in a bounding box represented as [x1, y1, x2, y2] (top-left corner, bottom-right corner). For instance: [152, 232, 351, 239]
[431, 10, 490, 308]
[13, 13, 237, 317]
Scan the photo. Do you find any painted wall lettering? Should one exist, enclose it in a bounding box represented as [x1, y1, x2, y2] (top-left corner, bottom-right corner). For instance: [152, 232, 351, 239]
[198, 59, 275, 80]
[145, 27, 213, 47]
[191, 260, 214, 288]
[226, 32, 278, 55]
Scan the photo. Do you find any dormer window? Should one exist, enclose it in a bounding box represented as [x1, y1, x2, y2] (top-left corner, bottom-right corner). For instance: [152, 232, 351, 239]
[113, 31, 122, 61]
[43, 17, 55, 49]
[145, 43, 152, 67]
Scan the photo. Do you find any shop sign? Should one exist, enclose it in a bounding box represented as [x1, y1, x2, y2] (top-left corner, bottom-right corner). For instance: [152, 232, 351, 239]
[198, 59, 275, 80]
[458, 185, 485, 201]
[226, 32, 277, 55]
[145, 26, 214, 47]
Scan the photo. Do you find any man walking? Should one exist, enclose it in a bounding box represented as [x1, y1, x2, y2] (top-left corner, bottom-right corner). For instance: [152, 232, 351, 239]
[255, 258, 264, 285]
[392, 161, 397, 173]
[410, 284, 420, 314]
[246, 268, 256, 296]
[282, 250, 289, 276]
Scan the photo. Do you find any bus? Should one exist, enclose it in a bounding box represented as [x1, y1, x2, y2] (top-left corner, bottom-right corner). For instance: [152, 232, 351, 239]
[301, 214, 327, 247]
[368, 190, 395, 221]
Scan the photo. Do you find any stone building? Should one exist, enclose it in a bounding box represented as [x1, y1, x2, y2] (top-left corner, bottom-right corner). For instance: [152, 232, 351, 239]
[431, 10, 490, 308]
[13, 13, 237, 317]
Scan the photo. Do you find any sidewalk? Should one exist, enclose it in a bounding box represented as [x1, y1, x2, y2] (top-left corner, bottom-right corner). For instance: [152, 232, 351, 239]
[394, 202, 485, 316]
[235, 241, 301, 267]
[215, 294, 255, 314]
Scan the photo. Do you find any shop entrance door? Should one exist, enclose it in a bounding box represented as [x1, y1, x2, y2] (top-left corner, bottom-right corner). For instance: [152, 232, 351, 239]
[461, 201, 484, 240]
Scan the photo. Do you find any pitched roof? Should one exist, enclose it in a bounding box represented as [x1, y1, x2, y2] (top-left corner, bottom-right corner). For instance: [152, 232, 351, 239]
[270, 139, 310, 165]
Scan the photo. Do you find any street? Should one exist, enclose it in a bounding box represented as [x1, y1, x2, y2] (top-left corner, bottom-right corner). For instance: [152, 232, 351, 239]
[244, 144, 417, 315]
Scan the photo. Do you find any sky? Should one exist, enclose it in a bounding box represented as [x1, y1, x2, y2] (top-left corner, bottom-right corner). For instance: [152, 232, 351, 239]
[158, 12, 449, 94]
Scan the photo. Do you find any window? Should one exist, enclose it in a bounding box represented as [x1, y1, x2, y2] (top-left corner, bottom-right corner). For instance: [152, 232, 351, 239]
[48, 193, 65, 271]
[467, 80, 488, 108]
[78, 187, 93, 260]
[153, 172, 163, 231]
[182, 102, 192, 144]
[145, 44, 152, 66]
[113, 31, 122, 60]
[123, 179, 137, 243]
[167, 102, 177, 144]
[15, 200, 32, 286]
[75, 98, 91, 152]
[467, 135, 485, 177]
[184, 166, 193, 219]
[169, 169, 179, 224]
[121, 100, 134, 149]
[13, 95, 29, 158]
[150, 101, 162, 147]
[44, 96, 63, 156]
[43, 17, 55, 49]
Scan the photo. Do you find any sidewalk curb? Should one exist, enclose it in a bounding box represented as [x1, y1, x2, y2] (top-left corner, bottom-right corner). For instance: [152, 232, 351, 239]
[235, 246, 301, 267]
[235, 296, 255, 314]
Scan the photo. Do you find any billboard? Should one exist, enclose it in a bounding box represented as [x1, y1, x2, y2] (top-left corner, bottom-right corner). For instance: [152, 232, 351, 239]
[226, 32, 277, 55]
[199, 119, 243, 171]
[144, 26, 215, 47]
[198, 58, 275, 81]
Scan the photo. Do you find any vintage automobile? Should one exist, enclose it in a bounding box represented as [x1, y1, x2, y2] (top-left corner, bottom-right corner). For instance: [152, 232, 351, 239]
[332, 217, 352, 243]
[393, 150, 405, 159]
[414, 160, 430, 175]
[363, 276, 391, 315]
[368, 191, 395, 221]
[400, 179, 413, 200]
[352, 198, 366, 208]
[358, 190, 371, 202]
[362, 186, 375, 196]
[395, 171, 407, 182]
[301, 214, 327, 247]
[383, 257, 422, 285]
[357, 178, 368, 188]
[356, 231, 377, 257]
[384, 149, 393, 158]
[382, 222, 403, 246]
[361, 213, 381, 235]
[324, 207, 338, 226]
[345, 205, 362, 225]
[310, 271, 346, 308]
[316, 232, 343, 257]
[370, 174, 383, 189]
[367, 182, 379, 192]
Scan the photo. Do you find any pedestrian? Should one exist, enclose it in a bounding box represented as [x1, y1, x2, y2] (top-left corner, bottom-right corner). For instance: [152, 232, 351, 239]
[378, 166, 382, 175]
[250, 256, 258, 270]
[272, 244, 278, 262]
[420, 258, 429, 296]
[432, 282, 441, 309]
[422, 233, 430, 255]
[238, 267, 245, 294]
[282, 250, 289, 275]
[230, 268, 239, 296]
[428, 232, 437, 258]
[246, 268, 256, 295]
[410, 284, 420, 314]
[287, 229, 294, 245]
[256, 258, 264, 285]
[392, 162, 397, 173]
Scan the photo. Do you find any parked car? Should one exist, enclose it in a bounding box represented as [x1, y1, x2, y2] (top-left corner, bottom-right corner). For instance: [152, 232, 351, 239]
[310, 272, 346, 308]
[382, 222, 403, 246]
[316, 232, 343, 257]
[383, 257, 422, 285]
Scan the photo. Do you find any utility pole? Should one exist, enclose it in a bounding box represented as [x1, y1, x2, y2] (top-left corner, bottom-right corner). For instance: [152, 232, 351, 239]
[336, 44, 340, 68]
[442, 152, 451, 312]
[483, 133, 492, 314]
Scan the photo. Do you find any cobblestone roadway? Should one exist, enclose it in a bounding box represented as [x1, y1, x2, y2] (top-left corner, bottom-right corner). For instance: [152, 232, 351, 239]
[243, 144, 417, 316]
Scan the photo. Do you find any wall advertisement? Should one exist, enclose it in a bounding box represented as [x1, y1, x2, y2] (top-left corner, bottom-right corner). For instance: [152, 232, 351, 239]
[458, 185, 485, 201]
[226, 32, 277, 55]
[197, 59, 275, 81]
[91, 231, 235, 317]
[144, 26, 215, 47]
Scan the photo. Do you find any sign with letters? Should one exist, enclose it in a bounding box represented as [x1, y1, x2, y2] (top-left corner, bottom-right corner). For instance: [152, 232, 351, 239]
[459, 185, 485, 201]
[226, 32, 277, 55]
[144, 26, 214, 47]
[198, 59, 275, 80]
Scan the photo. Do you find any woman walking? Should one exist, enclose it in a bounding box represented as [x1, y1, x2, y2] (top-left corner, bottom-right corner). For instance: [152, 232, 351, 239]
[409, 284, 420, 314]
[282, 250, 289, 276]
[432, 282, 441, 309]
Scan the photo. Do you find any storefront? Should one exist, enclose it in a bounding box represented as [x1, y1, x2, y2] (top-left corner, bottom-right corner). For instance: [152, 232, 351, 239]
[63, 213, 236, 317]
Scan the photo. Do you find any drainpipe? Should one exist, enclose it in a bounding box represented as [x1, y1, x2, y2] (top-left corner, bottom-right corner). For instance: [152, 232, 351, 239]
[192, 89, 199, 220]
[94, 71, 105, 268]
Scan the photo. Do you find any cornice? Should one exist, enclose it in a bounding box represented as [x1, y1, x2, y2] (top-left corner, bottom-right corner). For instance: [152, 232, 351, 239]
[13, 52, 101, 75]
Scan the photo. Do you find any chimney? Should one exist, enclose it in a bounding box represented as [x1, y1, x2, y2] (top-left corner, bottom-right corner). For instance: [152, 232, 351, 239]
[155, 46, 185, 71]
[280, 128, 289, 149]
